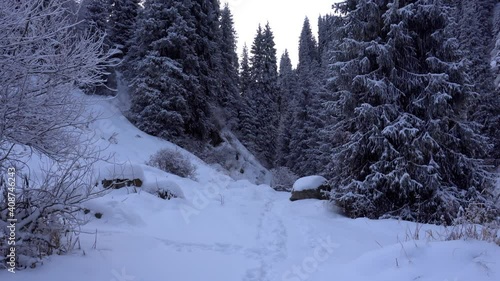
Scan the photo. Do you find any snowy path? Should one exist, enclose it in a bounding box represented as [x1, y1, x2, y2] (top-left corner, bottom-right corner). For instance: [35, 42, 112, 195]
[244, 197, 288, 281]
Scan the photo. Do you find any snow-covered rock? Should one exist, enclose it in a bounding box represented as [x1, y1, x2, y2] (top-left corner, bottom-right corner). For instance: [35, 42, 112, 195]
[142, 179, 185, 199]
[292, 175, 327, 192]
[98, 163, 145, 188]
[99, 163, 145, 182]
[290, 175, 330, 201]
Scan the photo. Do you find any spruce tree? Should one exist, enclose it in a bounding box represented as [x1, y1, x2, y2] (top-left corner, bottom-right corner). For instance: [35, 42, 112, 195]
[288, 17, 325, 176]
[125, 0, 191, 140]
[218, 3, 242, 129]
[237, 44, 258, 151]
[455, 0, 498, 163]
[108, 0, 140, 58]
[275, 50, 297, 168]
[247, 23, 279, 167]
[85, 0, 110, 39]
[126, 0, 226, 145]
[240, 44, 252, 96]
[327, 0, 497, 224]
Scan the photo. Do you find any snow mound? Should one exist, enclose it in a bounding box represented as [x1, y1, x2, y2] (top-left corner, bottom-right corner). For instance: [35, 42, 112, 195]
[293, 175, 327, 191]
[98, 162, 145, 182]
[329, 240, 500, 281]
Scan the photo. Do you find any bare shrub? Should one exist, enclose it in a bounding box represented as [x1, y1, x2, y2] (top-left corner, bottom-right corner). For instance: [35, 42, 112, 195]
[270, 167, 299, 192]
[0, 146, 106, 269]
[147, 148, 196, 179]
[0, 0, 113, 270]
[445, 203, 500, 246]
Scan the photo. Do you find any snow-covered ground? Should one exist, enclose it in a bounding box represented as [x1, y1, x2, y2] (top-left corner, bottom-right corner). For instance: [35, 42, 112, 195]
[292, 175, 327, 191]
[3, 93, 499, 281]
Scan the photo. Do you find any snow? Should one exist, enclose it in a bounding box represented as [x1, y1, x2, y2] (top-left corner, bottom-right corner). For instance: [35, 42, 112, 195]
[98, 162, 145, 182]
[292, 175, 327, 191]
[3, 90, 500, 281]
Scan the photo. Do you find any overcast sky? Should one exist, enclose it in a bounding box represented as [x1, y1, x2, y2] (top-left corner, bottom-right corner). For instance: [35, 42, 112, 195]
[223, 0, 335, 68]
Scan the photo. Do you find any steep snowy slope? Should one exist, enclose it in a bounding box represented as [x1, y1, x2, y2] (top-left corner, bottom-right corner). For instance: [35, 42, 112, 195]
[2, 92, 499, 281]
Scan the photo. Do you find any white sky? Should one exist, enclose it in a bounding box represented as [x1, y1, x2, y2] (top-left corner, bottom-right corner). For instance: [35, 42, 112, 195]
[223, 0, 335, 68]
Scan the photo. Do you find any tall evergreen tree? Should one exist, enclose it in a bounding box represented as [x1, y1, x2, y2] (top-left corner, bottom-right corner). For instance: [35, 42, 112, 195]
[85, 0, 110, 38]
[126, 0, 226, 145]
[248, 23, 279, 167]
[181, 0, 223, 142]
[275, 50, 297, 168]
[125, 0, 190, 140]
[218, 3, 242, 129]
[237, 44, 258, 150]
[108, 0, 141, 58]
[287, 17, 325, 176]
[240, 44, 252, 96]
[327, 0, 497, 224]
[455, 0, 498, 163]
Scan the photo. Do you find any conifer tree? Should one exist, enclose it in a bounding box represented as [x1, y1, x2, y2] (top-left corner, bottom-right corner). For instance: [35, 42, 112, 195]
[240, 44, 252, 96]
[218, 3, 242, 129]
[287, 18, 325, 176]
[275, 50, 297, 168]
[108, 0, 141, 58]
[125, 0, 190, 140]
[126, 0, 226, 144]
[247, 23, 279, 167]
[456, 0, 499, 162]
[327, 0, 497, 224]
[237, 44, 258, 151]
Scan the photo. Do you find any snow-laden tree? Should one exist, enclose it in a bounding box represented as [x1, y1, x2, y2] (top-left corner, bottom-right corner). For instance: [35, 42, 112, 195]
[218, 3, 242, 130]
[237, 44, 259, 152]
[455, 0, 499, 162]
[327, 0, 497, 224]
[287, 17, 326, 176]
[275, 50, 297, 168]
[108, 0, 141, 58]
[247, 23, 280, 167]
[0, 0, 112, 268]
[126, 0, 226, 145]
[125, 0, 190, 140]
[85, 0, 111, 48]
[240, 44, 252, 96]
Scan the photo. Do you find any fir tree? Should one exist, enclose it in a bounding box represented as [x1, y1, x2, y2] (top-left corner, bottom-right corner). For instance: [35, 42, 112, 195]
[240, 44, 252, 96]
[455, 0, 499, 163]
[237, 44, 258, 150]
[275, 50, 297, 168]
[287, 17, 325, 176]
[125, 0, 192, 140]
[126, 0, 226, 145]
[218, 3, 242, 129]
[108, 0, 140, 58]
[327, 0, 497, 224]
[247, 23, 280, 167]
[85, 0, 110, 47]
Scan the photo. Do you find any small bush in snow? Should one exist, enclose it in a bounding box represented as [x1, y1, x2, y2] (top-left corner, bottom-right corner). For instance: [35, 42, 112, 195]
[147, 148, 196, 179]
[200, 143, 240, 172]
[445, 203, 500, 246]
[156, 189, 178, 200]
[0, 159, 104, 269]
[270, 167, 299, 192]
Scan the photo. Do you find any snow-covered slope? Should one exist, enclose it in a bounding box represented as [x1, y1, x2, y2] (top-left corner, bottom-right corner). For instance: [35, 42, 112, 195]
[3, 92, 499, 281]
